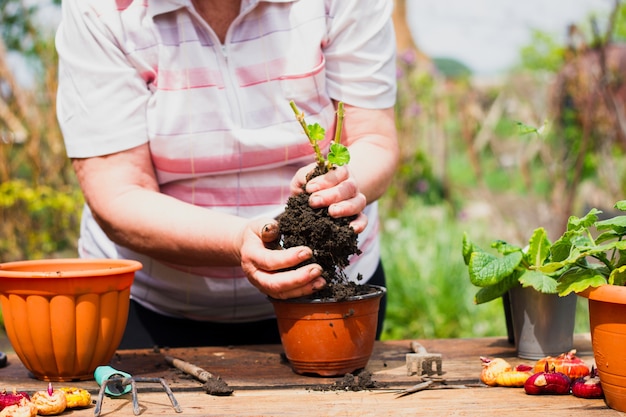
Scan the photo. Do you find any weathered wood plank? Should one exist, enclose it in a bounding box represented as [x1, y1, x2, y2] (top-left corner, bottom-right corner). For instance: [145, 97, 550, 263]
[87, 386, 614, 417]
[0, 335, 614, 416]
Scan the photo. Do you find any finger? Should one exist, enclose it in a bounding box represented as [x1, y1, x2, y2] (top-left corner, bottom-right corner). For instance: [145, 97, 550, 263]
[291, 163, 317, 194]
[261, 222, 280, 243]
[305, 166, 349, 194]
[309, 179, 359, 210]
[327, 192, 367, 218]
[348, 212, 368, 234]
[258, 265, 327, 299]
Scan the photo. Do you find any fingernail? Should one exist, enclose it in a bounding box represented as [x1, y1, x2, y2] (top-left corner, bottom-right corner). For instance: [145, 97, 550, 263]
[307, 182, 320, 193]
[298, 248, 312, 260]
[310, 196, 322, 206]
[309, 266, 323, 279]
[328, 203, 342, 216]
[312, 278, 326, 290]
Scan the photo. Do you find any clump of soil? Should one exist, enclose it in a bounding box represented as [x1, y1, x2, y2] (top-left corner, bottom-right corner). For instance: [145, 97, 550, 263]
[312, 369, 385, 392]
[203, 378, 233, 396]
[277, 166, 365, 300]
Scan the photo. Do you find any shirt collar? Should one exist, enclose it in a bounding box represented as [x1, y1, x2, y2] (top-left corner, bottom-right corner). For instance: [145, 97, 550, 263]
[148, 0, 298, 18]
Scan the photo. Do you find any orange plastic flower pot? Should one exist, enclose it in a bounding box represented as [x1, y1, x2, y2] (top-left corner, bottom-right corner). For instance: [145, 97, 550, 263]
[580, 285, 626, 412]
[0, 258, 142, 381]
[270, 285, 385, 377]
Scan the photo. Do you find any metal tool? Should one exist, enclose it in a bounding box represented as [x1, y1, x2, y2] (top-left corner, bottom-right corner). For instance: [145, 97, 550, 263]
[93, 365, 182, 416]
[394, 375, 481, 398]
[395, 379, 434, 398]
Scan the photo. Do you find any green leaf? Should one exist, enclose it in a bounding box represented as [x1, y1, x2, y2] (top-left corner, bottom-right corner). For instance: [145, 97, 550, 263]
[549, 228, 592, 264]
[567, 208, 601, 231]
[595, 230, 620, 245]
[491, 240, 523, 255]
[462, 233, 476, 265]
[516, 121, 540, 136]
[615, 200, 626, 212]
[556, 267, 608, 296]
[526, 227, 551, 267]
[307, 123, 325, 142]
[609, 265, 626, 285]
[474, 274, 519, 304]
[518, 270, 557, 293]
[468, 250, 523, 287]
[327, 143, 350, 166]
[596, 215, 626, 235]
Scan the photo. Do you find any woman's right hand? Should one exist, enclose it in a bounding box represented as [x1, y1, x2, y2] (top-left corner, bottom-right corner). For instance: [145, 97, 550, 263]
[239, 218, 327, 299]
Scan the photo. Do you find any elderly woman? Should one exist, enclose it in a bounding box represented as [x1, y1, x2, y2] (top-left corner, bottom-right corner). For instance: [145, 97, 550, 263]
[55, 0, 398, 348]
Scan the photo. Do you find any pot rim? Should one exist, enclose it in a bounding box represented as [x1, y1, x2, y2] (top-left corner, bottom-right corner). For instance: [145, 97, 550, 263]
[0, 258, 143, 278]
[268, 284, 386, 304]
[578, 284, 626, 304]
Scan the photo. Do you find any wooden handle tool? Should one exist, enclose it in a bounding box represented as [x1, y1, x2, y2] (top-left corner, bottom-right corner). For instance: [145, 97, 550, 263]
[164, 355, 234, 396]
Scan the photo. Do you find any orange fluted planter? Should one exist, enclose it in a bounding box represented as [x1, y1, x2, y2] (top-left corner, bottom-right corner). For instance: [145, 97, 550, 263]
[270, 285, 385, 377]
[0, 258, 141, 381]
[579, 285, 626, 412]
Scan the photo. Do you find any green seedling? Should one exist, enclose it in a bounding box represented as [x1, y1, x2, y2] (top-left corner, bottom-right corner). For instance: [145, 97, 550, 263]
[289, 100, 350, 173]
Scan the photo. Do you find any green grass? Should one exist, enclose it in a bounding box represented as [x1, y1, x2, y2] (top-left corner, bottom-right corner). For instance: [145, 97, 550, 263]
[379, 197, 507, 340]
[379, 196, 590, 341]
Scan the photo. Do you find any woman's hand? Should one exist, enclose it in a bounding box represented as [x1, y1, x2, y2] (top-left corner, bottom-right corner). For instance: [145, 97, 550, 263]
[239, 219, 327, 299]
[291, 164, 368, 233]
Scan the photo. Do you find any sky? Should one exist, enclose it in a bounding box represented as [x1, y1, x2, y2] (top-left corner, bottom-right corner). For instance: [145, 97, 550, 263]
[407, 0, 615, 75]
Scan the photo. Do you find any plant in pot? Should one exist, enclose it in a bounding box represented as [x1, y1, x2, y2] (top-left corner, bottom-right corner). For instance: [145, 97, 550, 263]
[532, 201, 626, 412]
[462, 227, 578, 360]
[268, 101, 386, 377]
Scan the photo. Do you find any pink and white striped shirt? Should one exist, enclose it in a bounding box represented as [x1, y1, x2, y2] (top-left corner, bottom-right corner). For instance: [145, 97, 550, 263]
[56, 0, 397, 322]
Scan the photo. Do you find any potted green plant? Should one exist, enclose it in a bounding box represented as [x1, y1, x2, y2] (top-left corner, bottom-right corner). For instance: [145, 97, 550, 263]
[466, 200, 626, 412]
[535, 201, 626, 412]
[269, 101, 385, 377]
[462, 227, 577, 359]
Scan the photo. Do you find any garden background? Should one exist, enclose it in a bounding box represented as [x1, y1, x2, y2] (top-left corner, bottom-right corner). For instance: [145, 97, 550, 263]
[2, 0, 626, 347]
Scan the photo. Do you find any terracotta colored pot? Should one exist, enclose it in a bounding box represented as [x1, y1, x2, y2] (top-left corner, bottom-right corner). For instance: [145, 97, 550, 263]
[270, 285, 385, 377]
[0, 258, 142, 381]
[579, 285, 626, 412]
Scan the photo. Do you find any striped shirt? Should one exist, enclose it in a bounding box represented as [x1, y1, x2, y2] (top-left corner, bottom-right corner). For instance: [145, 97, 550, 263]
[56, 0, 397, 322]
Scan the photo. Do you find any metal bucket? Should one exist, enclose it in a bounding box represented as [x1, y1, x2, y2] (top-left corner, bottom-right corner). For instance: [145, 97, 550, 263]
[508, 285, 577, 360]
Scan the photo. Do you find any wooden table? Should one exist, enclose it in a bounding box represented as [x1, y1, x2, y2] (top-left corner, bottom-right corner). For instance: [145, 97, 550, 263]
[0, 335, 621, 416]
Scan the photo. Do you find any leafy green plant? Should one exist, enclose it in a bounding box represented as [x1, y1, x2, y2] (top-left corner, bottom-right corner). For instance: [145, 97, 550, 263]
[462, 227, 556, 304]
[289, 101, 349, 172]
[462, 200, 626, 305]
[542, 201, 626, 295]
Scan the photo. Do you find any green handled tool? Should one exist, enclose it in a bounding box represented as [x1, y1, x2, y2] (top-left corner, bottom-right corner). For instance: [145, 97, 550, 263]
[93, 365, 181, 416]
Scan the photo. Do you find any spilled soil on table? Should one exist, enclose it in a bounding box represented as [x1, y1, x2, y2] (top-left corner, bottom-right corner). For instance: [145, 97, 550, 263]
[311, 369, 385, 392]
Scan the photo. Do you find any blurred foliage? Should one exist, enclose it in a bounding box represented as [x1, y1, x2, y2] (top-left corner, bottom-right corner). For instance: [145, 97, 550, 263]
[1, 0, 82, 263]
[380, 1, 626, 339]
[0, 180, 83, 260]
[519, 30, 567, 73]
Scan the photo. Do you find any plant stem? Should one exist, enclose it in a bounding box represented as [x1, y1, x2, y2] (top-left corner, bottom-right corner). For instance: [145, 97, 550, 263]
[333, 102, 345, 146]
[289, 100, 325, 168]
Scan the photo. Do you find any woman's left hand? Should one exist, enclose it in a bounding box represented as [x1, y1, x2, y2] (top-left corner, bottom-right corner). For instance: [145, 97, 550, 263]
[291, 164, 368, 233]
